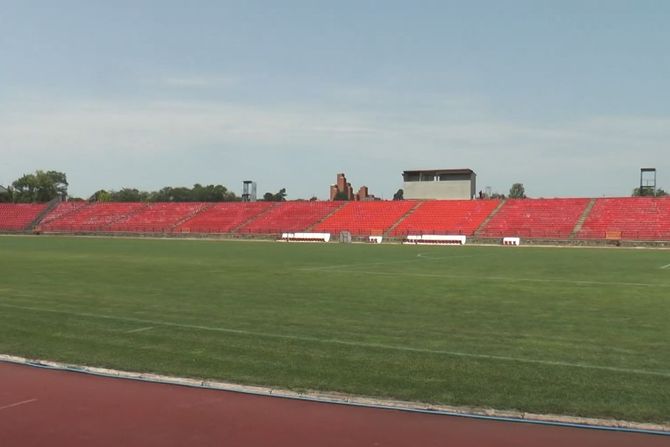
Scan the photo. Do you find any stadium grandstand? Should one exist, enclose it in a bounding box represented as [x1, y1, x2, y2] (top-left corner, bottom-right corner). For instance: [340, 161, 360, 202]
[0, 196, 666, 244]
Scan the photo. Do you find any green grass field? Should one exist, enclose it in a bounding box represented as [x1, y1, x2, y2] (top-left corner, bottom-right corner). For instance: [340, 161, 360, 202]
[1, 235, 669, 423]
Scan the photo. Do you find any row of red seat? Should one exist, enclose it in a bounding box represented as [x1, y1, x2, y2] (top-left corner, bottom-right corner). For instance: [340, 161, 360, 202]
[109, 203, 210, 232]
[479, 198, 591, 239]
[0, 204, 47, 231]
[314, 201, 417, 236]
[39, 202, 87, 226]
[237, 201, 343, 234]
[391, 200, 500, 236]
[174, 202, 273, 233]
[2, 197, 668, 240]
[579, 197, 670, 240]
[39, 203, 149, 232]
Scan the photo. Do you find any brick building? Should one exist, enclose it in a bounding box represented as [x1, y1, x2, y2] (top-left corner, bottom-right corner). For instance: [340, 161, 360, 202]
[329, 173, 375, 201]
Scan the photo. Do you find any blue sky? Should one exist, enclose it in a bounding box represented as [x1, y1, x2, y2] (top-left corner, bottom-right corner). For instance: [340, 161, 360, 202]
[1, 1, 668, 199]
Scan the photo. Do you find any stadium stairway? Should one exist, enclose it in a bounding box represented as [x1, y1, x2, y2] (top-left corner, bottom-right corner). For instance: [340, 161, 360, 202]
[569, 198, 597, 239]
[383, 201, 424, 237]
[577, 197, 670, 240]
[313, 201, 416, 236]
[37, 201, 90, 231]
[239, 201, 344, 234]
[109, 203, 212, 233]
[174, 202, 274, 234]
[304, 202, 348, 232]
[231, 203, 280, 233]
[391, 200, 500, 237]
[29, 198, 61, 230]
[169, 203, 215, 232]
[477, 198, 590, 239]
[474, 199, 506, 236]
[106, 203, 152, 230]
[40, 202, 151, 233]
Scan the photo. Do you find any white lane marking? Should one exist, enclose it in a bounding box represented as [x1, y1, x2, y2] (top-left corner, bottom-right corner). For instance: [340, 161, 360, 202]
[661, 263, 670, 270]
[315, 268, 670, 288]
[0, 398, 38, 412]
[126, 326, 154, 334]
[1, 302, 669, 378]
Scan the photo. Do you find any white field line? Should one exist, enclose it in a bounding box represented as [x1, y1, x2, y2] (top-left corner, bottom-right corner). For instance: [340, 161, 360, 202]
[0, 292, 649, 351]
[416, 253, 475, 260]
[126, 326, 154, 334]
[300, 254, 475, 271]
[1, 302, 669, 378]
[0, 398, 38, 412]
[661, 263, 670, 270]
[314, 268, 670, 289]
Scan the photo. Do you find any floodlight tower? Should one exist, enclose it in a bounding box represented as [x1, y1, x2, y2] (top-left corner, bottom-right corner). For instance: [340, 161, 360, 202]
[242, 180, 257, 202]
[640, 168, 656, 196]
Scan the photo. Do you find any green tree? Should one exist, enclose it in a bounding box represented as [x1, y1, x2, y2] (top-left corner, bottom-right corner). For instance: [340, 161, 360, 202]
[333, 191, 349, 201]
[11, 170, 68, 203]
[509, 183, 526, 199]
[393, 189, 404, 200]
[262, 188, 287, 202]
[167, 187, 193, 202]
[191, 184, 237, 202]
[0, 185, 12, 203]
[112, 188, 144, 202]
[632, 187, 667, 197]
[102, 184, 239, 202]
[90, 190, 112, 202]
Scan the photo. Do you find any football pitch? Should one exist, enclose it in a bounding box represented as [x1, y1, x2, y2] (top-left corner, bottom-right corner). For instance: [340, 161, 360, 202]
[0, 235, 669, 424]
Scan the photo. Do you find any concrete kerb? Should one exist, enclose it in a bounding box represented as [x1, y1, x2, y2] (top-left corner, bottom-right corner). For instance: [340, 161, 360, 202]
[1, 354, 668, 436]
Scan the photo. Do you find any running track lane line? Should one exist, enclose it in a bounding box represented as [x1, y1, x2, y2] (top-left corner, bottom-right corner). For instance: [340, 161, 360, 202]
[1, 302, 669, 378]
[0, 398, 38, 412]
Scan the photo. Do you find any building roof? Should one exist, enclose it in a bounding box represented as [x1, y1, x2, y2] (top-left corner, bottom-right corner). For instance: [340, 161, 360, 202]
[0, 185, 8, 193]
[402, 168, 475, 175]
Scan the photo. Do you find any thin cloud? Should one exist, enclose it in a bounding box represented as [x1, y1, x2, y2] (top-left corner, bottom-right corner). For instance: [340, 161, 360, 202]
[1, 97, 668, 198]
[161, 75, 239, 88]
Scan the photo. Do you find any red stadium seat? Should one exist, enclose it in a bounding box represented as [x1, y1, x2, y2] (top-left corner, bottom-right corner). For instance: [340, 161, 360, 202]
[174, 202, 273, 234]
[314, 201, 416, 236]
[108, 203, 210, 233]
[238, 201, 343, 234]
[40, 202, 149, 232]
[391, 200, 499, 237]
[0, 204, 48, 231]
[478, 198, 590, 239]
[578, 197, 670, 240]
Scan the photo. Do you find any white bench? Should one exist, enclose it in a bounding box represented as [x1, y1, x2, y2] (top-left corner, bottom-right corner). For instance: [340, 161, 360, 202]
[404, 235, 467, 245]
[279, 232, 331, 242]
[502, 237, 520, 246]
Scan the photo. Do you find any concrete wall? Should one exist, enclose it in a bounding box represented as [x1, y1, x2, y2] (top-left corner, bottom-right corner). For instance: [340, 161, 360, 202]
[403, 179, 474, 199]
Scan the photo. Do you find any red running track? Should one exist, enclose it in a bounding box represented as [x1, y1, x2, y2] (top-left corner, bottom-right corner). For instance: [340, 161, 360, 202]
[0, 362, 668, 447]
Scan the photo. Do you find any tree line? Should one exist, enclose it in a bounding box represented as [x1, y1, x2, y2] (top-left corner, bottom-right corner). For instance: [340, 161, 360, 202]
[1, 170, 667, 203]
[0, 170, 290, 203]
[0, 170, 68, 203]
